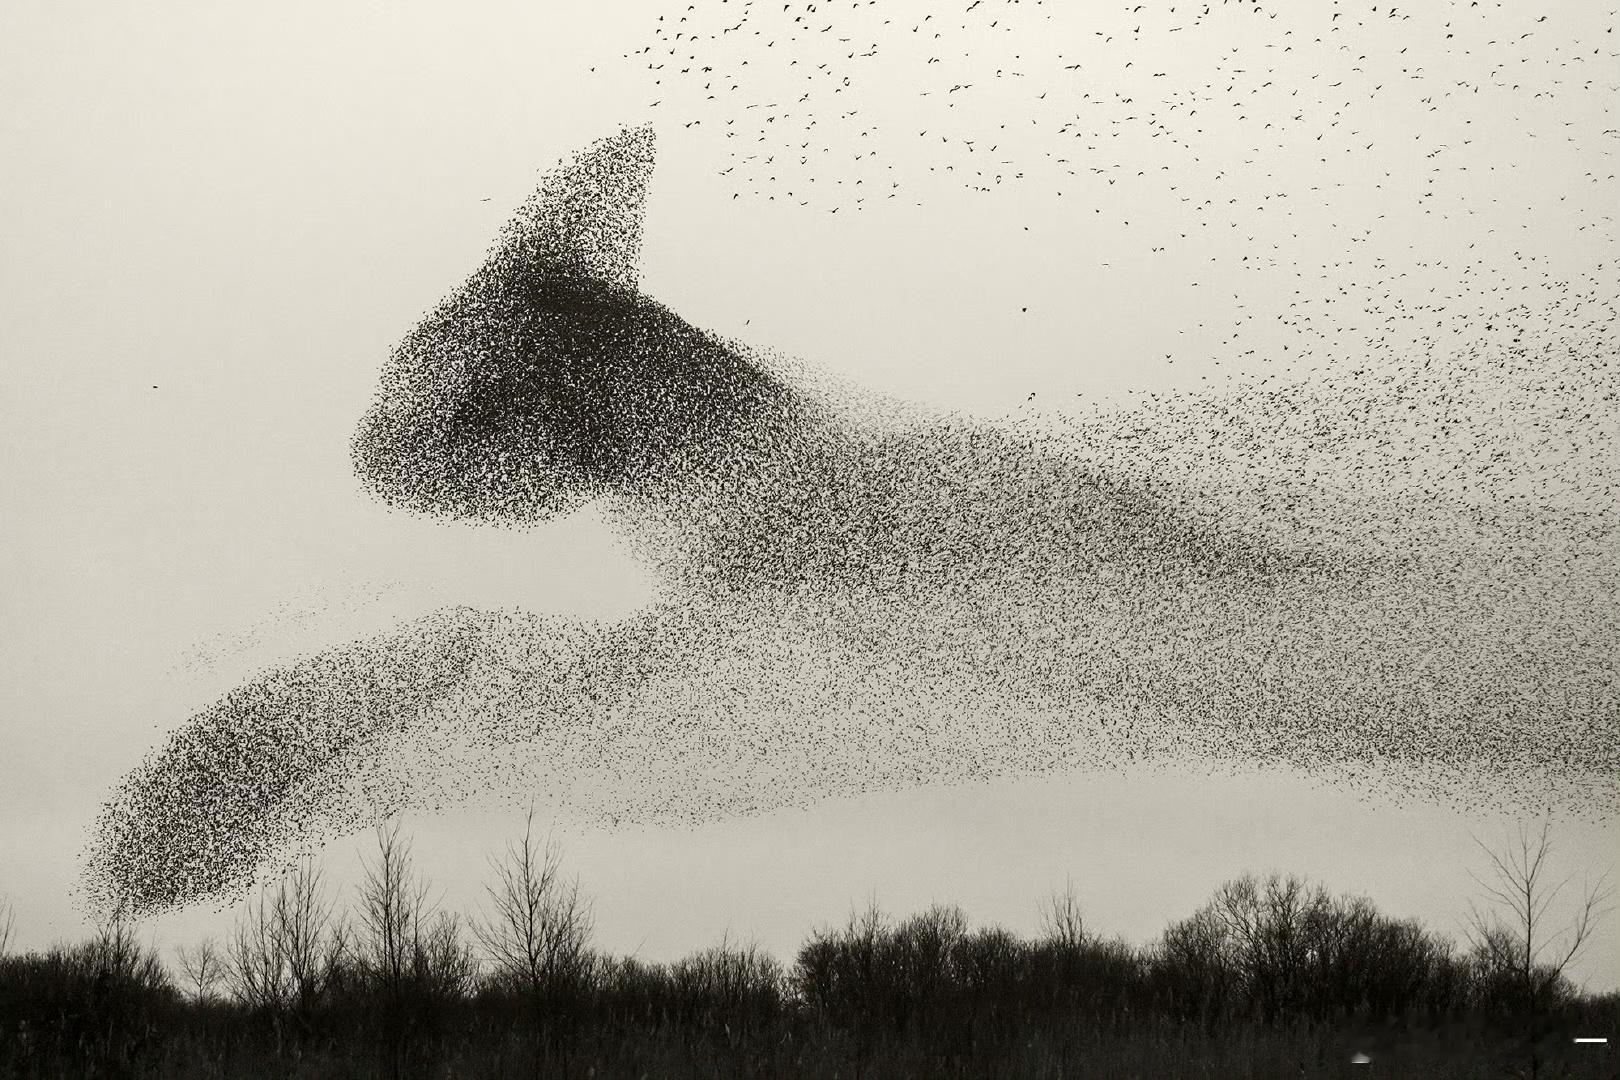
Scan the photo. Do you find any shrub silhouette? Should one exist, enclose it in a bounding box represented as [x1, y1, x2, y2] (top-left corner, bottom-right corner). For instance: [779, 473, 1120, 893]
[0, 916, 178, 1076]
[1152, 873, 1473, 1026]
[794, 901, 975, 1031]
[670, 939, 785, 1030]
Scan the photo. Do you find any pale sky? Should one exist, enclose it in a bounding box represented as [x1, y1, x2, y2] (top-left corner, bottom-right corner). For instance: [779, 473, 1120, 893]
[3, 0, 1615, 987]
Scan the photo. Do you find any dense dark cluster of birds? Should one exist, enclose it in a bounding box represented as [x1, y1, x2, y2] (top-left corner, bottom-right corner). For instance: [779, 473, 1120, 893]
[86, 125, 1616, 917]
[349, 126, 795, 525]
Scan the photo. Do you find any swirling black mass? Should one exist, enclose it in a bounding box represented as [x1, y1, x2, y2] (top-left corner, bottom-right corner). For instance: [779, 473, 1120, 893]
[351, 125, 792, 525]
[86, 126, 1616, 917]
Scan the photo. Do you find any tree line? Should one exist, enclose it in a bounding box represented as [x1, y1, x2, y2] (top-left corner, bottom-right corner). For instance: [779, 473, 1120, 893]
[0, 819, 1612, 1078]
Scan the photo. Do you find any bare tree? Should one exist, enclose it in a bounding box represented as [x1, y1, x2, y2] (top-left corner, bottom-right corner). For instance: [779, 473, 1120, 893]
[1040, 879, 1088, 948]
[0, 895, 14, 956]
[84, 908, 171, 992]
[1206, 873, 1327, 1021]
[671, 935, 785, 1029]
[355, 819, 476, 1002]
[475, 810, 594, 999]
[176, 939, 225, 1002]
[227, 884, 286, 1010]
[1466, 821, 1615, 1079]
[357, 821, 433, 993]
[225, 858, 344, 1011]
[1156, 905, 1236, 1021]
[419, 909, 480, 999]
[274, 860, 344, 1010]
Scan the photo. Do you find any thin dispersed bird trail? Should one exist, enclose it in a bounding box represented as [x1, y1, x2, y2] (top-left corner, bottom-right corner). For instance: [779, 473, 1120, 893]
[86, 127, 1616, 917]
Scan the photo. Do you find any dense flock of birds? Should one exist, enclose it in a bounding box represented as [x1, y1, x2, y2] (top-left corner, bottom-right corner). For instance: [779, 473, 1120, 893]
[83, 2, 1617, 915]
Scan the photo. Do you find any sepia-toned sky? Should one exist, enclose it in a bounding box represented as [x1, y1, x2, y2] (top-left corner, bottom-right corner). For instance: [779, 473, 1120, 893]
[2, 0, 1615, 986]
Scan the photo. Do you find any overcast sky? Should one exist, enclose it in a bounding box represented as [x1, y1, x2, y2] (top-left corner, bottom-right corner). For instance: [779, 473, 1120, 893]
[3, 0, 1615, 986]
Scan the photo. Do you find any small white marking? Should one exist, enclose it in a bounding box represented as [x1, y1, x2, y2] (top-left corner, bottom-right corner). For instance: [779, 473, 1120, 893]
[1573, 1037, 1609, 1044]
[1350, 1052, 1372, 1064]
